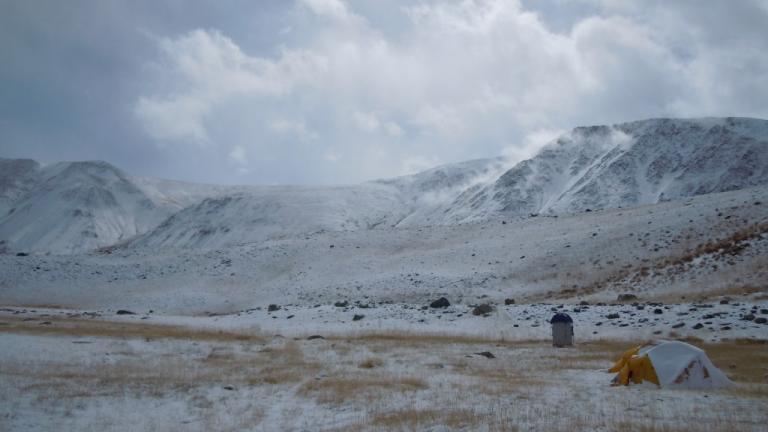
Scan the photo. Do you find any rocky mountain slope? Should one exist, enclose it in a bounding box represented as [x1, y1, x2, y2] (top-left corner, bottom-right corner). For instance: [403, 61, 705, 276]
[1, 117, 766, 253]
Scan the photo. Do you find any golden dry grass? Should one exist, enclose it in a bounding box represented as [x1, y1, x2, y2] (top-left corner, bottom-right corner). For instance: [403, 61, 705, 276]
[2, 316, 767, 431]
[298, 375, 428, 404]
[0, 315, 265, 342]
[358, 357, 384, 369]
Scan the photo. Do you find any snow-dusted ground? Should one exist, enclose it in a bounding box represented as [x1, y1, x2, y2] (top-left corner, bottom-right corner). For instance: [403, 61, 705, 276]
[1, 117, 767, 429]
[1, 311, 766, 431]
[2, 184, 766, 314]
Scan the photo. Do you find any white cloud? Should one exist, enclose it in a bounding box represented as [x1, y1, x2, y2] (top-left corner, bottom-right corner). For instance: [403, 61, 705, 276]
[135, 29, 326, 143]
[135, 0, 768, 184]
[301, 0, 352, 21]
[502, 128, 566, 165]
[270, 118, 319, 141]
[228, 145, 247, 164]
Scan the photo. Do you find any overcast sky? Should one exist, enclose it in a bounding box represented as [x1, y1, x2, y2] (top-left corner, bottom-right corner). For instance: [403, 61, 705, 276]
[2, 0, 767, 185]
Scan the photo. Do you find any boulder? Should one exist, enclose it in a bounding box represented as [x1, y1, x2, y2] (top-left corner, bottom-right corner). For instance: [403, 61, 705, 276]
[430, 297, 450, 308]
[472, 304, 494, 316]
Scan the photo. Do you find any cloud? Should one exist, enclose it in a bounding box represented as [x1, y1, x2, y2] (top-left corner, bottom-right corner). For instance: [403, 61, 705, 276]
[132, 0, 768, 184]
[134, 29, 326, 143]
[301, 0, 353, 21]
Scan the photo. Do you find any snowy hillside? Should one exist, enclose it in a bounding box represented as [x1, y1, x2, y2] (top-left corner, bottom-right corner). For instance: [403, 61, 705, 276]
[0, 159, 241, 253]
[442, 117, 768, 222]
[1, 117, 767, 253]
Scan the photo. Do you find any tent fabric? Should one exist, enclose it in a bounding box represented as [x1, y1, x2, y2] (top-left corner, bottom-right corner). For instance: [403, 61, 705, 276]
[609, 340, 733, 389]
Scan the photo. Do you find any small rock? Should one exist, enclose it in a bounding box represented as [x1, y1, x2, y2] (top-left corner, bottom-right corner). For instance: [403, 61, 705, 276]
[334, 301, 349, 308]
[15, 252, 29, 257]
[742, 314, 755, 321]
[579, 300, 589, 306]
[693, 323, 704, 329]
[472, 304, 494, 316]
[267, 304, 281, 312]
[653, 308, 663, 314]
[606, 313, 620, 319]
[352, 314, 365, 321]
[504, 298, 515, 305]
[116, 310, 136, 315]
[617, 294, 638, 302]
[430, 297, 450, 308]
[755, 317, 768, 324]
[307, 335, 325, 340]
[672, 323, 685, 329]
[223, 386, 235, 391]
[474, 351, 495, 359]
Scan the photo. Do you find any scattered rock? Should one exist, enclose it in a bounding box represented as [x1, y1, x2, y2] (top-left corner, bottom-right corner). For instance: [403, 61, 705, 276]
[617, 294, 638, 302]
[430, 297, 450, 308]
[472, 304, 494, 316]
[352, 314, 365, 321]
[474, 351, 496, 359]
[116, 310, 135, 315]
[504, 298, 515, 305]
[267, 304, 281, 312]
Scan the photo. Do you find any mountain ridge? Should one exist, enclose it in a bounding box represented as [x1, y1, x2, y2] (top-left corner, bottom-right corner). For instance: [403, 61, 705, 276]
[2, 116, 767, 253]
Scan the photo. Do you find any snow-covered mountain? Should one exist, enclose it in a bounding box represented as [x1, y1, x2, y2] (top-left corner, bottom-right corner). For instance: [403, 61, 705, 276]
[0, 160, 239, 253]
[434, 117, 768, 222]
[1, 117, 767, 253]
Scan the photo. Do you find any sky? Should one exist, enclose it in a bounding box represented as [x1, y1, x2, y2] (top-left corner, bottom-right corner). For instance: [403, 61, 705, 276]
[1, 0, 767, 185]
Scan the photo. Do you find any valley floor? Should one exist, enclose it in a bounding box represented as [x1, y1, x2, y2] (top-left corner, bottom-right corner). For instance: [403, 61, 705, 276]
[1, 305, 767, 431]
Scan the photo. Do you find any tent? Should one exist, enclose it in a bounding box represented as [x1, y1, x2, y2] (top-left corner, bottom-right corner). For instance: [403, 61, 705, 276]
[609, 340, 733, 389]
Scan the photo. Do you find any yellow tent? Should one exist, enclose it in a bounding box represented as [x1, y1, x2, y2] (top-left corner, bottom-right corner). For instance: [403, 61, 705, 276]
[609, 344, 659, 386]
[608, 340, 733, 389]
